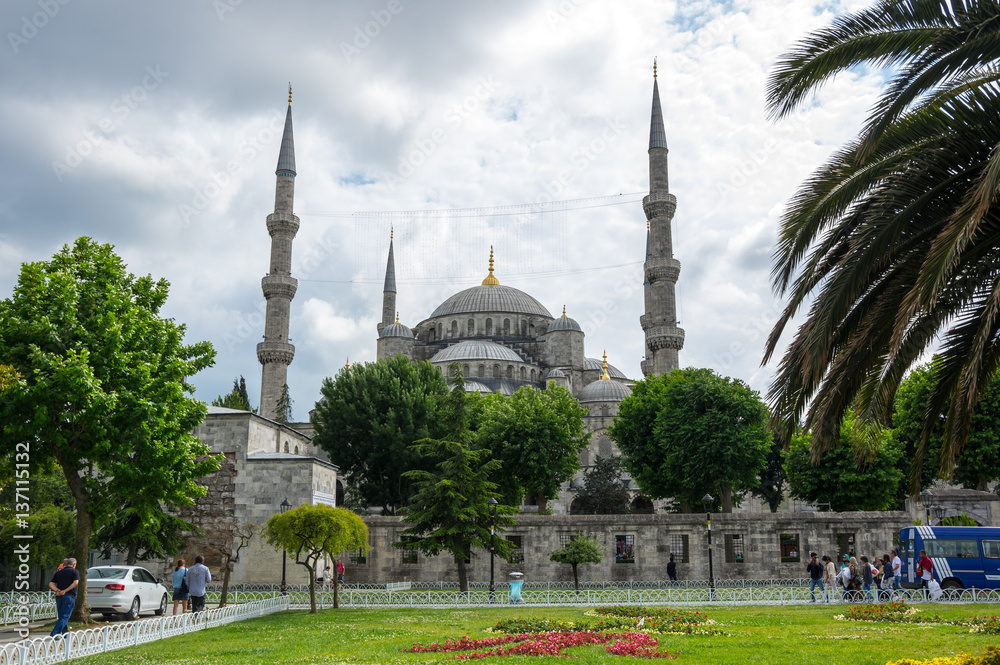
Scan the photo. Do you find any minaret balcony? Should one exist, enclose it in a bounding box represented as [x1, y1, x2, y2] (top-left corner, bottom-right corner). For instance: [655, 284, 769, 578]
[640, 358, 652, 376]
[261, 274, 298, 300]
[257, 340, 295, 365]
[644, 257, 681, 284]
[642, 192, 676, 220]
[266, 210, 300, 237]
[645, 325, 685, 351]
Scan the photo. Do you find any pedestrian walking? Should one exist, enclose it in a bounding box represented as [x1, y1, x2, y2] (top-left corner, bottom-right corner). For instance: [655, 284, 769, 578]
[171, 559, 189, 615]
[917, 549, 933, 590]
[860, 556, 875, 602]
[186, 555, 212, 613]
[891, 549, 902, 591]
[822, 556, 836, 602]
[336, 559, 345, 585]
[48, 557, 79, 637]
[836, 557, 853, 600]
[806, 552, 824, 602]
[667, 554, 677, 582]
[880, 554, 894, 601]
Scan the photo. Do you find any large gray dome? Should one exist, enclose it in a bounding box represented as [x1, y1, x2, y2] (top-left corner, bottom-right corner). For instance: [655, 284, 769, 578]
[430, 284, 552, 319]
[430, 340, 525, 364]
[578, 378, 632, 403]
[585, 357, 627, 379]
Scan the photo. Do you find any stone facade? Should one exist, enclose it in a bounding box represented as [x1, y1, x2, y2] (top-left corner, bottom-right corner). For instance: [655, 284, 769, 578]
[348, 512, 914, 584]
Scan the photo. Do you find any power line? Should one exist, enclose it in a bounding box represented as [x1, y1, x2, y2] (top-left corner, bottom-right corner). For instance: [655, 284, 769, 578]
[298, 261, 644, 285]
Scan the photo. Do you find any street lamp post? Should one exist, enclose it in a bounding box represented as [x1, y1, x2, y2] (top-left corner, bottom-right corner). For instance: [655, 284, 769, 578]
[487, 497, 498, 604]
[280, 498, 291, 595]
[701, 494, 715, 601]
[932, 505, 947, 526]
[920, 489, 932, 525]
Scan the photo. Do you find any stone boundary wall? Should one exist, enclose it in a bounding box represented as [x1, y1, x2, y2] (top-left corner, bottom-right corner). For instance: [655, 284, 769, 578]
[346, 512, 912, 585]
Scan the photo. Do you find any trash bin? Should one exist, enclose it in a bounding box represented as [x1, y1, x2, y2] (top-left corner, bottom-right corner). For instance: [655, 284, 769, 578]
[509, 572, 524, 604]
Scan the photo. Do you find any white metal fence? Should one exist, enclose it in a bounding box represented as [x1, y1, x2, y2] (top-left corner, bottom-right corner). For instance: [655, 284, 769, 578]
[0, 596, 288, 665]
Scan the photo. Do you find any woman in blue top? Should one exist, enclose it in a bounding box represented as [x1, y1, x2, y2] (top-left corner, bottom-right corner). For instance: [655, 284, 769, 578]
[171, 559, 188, 615]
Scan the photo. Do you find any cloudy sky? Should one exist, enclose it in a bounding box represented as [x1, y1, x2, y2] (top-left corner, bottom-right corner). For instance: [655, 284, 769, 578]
[0, 0, 882, 418]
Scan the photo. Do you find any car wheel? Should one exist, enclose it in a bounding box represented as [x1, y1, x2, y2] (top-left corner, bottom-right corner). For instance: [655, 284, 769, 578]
[154, 594, 167, 616]
[941, 579, 963, 590]
[124, 596, 140, 621]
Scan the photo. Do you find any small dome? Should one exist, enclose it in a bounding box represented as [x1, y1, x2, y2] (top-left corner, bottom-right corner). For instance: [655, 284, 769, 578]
[545, 368, 566, 379]
[585, 357, 627, 379]
[547, 316, 583, 333]
[577, 378, 632, 403]
[430, 340, 524, 364]
[379, 322, 414, 339]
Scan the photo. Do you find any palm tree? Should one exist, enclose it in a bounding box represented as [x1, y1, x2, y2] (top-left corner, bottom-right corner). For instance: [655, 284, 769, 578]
[763, 0, 1000, 487]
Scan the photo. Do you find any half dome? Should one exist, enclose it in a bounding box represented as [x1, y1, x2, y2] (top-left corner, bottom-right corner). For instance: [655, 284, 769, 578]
[430, 284, 553, 319]
[430, 340, 525, 364]
[379, 322, 414, 339]
[577, 378, 632, 403]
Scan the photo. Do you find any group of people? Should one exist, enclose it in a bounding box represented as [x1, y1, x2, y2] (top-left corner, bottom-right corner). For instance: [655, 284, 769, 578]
[316, 560, 346, 589]
[805, 549, 906, 602]
[170, 555, 212, 615]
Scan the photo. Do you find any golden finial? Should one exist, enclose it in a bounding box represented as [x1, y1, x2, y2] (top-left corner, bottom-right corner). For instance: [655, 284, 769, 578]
[288, 83, 292, 105]
[390, 226, 393, 241]
[601, 350, 610, 380]
[562, 305, 567, 318]
[395, 312, 400, 324]
[653, 58, 657, 80]
[345, 357, 350, 370]
[482, 245, 500, 286]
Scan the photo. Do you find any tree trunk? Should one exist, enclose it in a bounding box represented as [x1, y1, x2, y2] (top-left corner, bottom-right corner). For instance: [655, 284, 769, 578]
[307, 564, 317, 613]
[126, 542, 138, 565]
[57, 451, 92, 624]
[978, 477, 988, 492]
[721, 484, 733, 513]
[456, 555, 469, 593]
[219, 557, 232, 607]
[571, 563, 579, 592]
[333, 571, 339, 609]
[536, 493, 547, 515]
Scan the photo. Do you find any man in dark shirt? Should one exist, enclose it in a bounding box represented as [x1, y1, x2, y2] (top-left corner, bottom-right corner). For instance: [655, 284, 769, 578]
[48, 557, 79, 637]
[806, 552, 824, 602]
[667, 555, 677, 583]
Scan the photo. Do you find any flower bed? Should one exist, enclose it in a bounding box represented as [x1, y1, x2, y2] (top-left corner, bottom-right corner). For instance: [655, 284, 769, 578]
[838, 601, 1000, 635]
[888, 644, 1000, 665]
[404, 631, 679, 659]
[587, 606, 724, 636]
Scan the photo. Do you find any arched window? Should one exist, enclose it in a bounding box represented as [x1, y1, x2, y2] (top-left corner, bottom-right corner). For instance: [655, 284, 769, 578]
[463, 363, 470, 376]
[530, 369, 536, 381]
[428, 327, 435, 342]
[503, 319, 510, 335]
[601, 405, 610, 417]
[452, 320, 458, 337]
[493, 364, 501, 378]
[521, 320, 528, 336]
[294, 446, 299, 455]
[478, 364, 485, 378]
[506, 365, 513, 378]
[529, 323, 535, 337]
[437, 323, 443, 339]
[468, 319, 475, 336]
[519, 367, 526, 379]
[486, 318, 493, 335]
[284, 441, 289, 453]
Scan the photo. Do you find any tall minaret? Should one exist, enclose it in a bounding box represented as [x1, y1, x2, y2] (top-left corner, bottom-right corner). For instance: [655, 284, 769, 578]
[377, 228, 396, 335]
[258, 85, 299, 419]
[641, 61, 684, 376]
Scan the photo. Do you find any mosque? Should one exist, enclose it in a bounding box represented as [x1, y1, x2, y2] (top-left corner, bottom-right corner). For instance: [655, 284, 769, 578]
[250, 65, 685, 514]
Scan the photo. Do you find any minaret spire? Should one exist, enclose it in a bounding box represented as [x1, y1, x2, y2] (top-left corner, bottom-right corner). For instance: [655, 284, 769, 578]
[482, 245, 500, 285]
[377, 229, 397, 335]
[641, 65, 684, 376]
[258, 86, 300, 420]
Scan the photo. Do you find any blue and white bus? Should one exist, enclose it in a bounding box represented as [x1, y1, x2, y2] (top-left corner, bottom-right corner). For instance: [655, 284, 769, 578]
[898, 526, 1000, 590]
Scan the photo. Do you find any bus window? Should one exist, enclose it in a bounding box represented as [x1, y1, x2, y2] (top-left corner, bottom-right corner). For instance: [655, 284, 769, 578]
[899, 538, 911, 560]
[984, 540, 1000, 559]
[925, 539, 980, 559]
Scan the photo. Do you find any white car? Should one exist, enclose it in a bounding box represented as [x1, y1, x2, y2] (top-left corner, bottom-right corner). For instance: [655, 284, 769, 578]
[87, 566, 170, 620]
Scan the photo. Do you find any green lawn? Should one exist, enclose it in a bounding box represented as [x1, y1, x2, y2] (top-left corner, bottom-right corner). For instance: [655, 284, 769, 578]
[77, 604, 1000, 664]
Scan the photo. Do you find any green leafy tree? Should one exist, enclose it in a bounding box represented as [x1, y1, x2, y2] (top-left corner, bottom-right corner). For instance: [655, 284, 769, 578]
[549, 534, 603, 591]
[611, 368, 770, 512]
[0, 237, 219, 621]
[265, 504, 368, 612]
[763, 0, 1000, 483]
[784, 415, 904, 511]
[216, 521, 262, 607]
[274, 383, 293, 423]
[0, 505, 75, 585]
[750, 434, 788, 513]
[212, 375, 256, 413]
[312, 355, 448, 514]
[399, 376, 515, 592]
[892, 362, 1000, 491]
[91, 501, 193, 565]
[572, 456, 632, 515]
[477, 385, 589, 513]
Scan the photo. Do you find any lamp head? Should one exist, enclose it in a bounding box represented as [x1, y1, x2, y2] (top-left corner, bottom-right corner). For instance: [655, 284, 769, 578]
[701, 494, 715, 514]
[280, 498, 291, 513]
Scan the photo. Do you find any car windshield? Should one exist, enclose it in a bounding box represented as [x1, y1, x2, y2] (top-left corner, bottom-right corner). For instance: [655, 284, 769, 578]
[87, 568, 128, 579]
